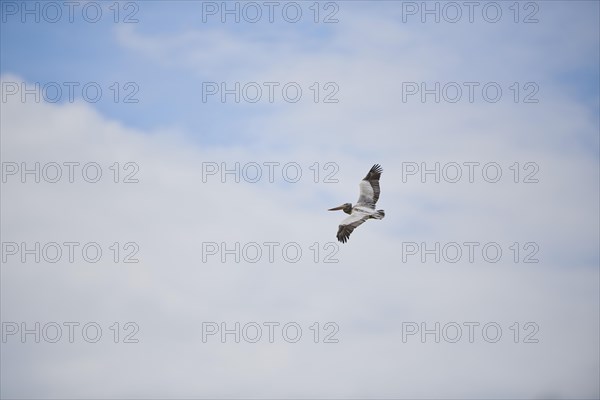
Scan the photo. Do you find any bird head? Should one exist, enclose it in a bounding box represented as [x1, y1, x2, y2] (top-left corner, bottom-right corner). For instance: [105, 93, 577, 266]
[328, 203, 353, 215]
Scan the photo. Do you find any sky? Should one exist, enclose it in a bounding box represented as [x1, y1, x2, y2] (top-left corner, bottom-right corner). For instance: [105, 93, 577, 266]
[1, 1, 599, 399]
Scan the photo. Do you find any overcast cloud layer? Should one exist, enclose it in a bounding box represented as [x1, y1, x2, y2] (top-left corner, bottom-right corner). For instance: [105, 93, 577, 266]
[1, 1, 599, 399]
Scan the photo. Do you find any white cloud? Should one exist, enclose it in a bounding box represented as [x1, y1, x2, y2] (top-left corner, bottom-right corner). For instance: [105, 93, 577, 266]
[2, 69, 598, 398]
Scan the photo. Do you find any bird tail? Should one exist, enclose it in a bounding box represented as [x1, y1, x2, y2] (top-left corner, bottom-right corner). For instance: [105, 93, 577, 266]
[375, 210, 385, 219]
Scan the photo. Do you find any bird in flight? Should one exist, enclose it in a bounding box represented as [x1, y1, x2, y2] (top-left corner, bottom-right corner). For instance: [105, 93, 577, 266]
[328, 164, 385, 243]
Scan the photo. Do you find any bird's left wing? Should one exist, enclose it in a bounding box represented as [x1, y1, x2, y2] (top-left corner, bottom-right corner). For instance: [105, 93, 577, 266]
[356, 164, 382, 208]
[336, 211, 370, 243]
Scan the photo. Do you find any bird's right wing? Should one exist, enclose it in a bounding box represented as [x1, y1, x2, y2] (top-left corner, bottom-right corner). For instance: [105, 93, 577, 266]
[336, 212, 370, 243]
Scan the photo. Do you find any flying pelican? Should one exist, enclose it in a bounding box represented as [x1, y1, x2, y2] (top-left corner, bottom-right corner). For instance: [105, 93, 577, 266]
[328, 164, 385, 243]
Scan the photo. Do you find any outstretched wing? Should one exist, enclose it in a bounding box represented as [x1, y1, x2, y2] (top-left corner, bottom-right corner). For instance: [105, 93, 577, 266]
[336, 211, 370, 243]
[356, 164, 383, 208]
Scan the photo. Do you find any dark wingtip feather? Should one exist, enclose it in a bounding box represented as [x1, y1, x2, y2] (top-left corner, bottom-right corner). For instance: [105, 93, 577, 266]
[364, 164, 383, 180]
[337, 225, 350, 243]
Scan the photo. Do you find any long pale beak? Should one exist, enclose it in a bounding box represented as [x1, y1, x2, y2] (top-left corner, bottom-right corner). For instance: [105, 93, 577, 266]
[328, 205, 345, 211]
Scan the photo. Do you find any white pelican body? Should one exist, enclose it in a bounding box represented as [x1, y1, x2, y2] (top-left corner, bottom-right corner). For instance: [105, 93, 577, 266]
[328, 164, 385, 243]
